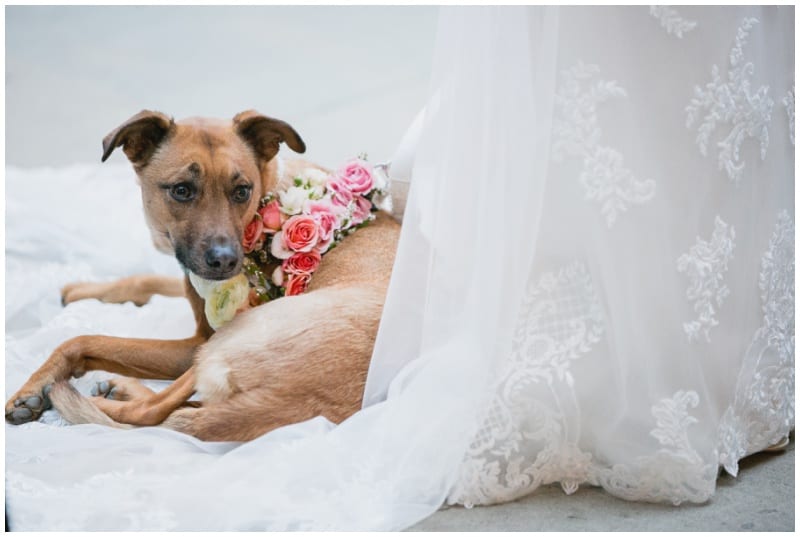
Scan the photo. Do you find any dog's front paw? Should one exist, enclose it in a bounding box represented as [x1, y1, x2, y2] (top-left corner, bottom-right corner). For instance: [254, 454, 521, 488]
[5, 384, 52, 425]
[60, 281, 100, 307]
[61, 281, 87, 306]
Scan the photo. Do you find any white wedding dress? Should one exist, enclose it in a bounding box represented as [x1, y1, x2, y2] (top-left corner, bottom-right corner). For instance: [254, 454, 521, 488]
[5, 6, 794, 530]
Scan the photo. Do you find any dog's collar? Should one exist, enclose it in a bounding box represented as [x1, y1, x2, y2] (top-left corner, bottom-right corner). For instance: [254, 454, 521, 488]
[190, 157, 390, 330]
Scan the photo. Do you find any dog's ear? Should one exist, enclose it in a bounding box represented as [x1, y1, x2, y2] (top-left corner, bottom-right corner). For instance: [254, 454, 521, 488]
[233, 110, 306, 163]
[102, 110, 174, 167]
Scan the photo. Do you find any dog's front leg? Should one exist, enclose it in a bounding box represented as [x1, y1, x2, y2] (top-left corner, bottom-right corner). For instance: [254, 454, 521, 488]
[61, 275, 185, 307]
[5, 334, 203, 424]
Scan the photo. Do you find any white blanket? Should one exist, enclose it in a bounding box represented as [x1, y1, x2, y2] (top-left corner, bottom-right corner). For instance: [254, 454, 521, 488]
[6, 163, 193, 404]
[5, 164, 255, 529]
[5, 162, 441, 532]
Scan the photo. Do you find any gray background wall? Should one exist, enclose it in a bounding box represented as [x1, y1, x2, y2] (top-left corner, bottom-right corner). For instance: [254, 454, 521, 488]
[6, 6, 438, 168]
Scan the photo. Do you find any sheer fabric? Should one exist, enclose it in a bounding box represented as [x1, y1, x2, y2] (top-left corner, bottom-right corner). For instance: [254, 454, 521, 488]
[5, 6, 794, 530]
[424, 6, 793, 507]
[435, 6, 795, 507]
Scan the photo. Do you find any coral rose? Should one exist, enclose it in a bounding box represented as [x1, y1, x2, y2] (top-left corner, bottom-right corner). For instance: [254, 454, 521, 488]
[285, 274, 310, 296]
[259, 200, 284, 232]
[242, 216, 265, 253]
[282, 250, 321, 276]
[282, 214, 320, 252]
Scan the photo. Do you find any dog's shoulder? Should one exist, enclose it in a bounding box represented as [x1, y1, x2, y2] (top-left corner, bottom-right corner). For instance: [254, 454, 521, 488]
[307, 212, 399, 292]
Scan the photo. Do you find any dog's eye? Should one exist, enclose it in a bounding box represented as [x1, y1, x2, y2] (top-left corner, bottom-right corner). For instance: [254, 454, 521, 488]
[170, 183, 196, 202]
[232, 185, 252, 204]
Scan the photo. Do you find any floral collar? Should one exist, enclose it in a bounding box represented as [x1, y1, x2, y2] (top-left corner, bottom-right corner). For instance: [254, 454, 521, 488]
[189, 157, 390, 329]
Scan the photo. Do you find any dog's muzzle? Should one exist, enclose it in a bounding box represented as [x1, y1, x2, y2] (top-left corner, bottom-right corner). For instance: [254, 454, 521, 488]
[178, 236, 242, 281]
[205, 244, 238, 272]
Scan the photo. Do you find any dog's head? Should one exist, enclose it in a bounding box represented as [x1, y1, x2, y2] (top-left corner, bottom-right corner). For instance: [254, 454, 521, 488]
[102, 110, 305, 280]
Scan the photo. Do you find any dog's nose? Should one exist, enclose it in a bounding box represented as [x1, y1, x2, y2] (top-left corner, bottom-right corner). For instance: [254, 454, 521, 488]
[205, 243, 238, 272]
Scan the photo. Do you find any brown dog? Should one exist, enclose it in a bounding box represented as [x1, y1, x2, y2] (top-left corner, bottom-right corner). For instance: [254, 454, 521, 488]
[5, 110, 400, 441]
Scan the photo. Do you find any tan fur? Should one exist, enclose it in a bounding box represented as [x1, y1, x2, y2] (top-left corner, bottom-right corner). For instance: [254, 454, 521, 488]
[61, 275, 185, 306]
[48, 382, 131, 429]
[5, 110, 400, 441]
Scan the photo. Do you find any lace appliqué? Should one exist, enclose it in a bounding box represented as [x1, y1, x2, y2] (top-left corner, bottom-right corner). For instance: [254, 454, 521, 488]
[677, 216, 736, 342]
[553, 62, 656, 227]
[783, 86, 795, 145]
[449, 262, 720, 508]
[649, 6, 697, 38]
[686, 18, 774, 184]
[448, 261, 605, 507]
[718, 211, 794, 476]
[594, 390, 716, 505]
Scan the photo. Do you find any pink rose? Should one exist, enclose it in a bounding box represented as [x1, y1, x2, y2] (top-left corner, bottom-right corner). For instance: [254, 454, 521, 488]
[285, 274, 310, 296]
[336, 159, 374, 194]
[350, 195, 373, 226]
[327, 178, 354, 208]
[259, 200, 284, 233]
[306, 200, 338, 252]
[282, 214, 320, 252]
[242, 216, 265, 253]
[282, 250, 321, 276]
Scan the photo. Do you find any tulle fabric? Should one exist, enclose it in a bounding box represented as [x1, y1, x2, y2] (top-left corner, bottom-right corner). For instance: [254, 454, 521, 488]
[5, 6, 794, 530]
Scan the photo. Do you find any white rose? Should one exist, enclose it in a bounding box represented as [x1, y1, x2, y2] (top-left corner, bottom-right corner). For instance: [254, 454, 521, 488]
[279, 186, 310, 215]
[302, 184, 327, 206]
[271, 266, 285, 287]
[302, 167, 330, 188]
[189, 272, 250, 330]
[188, 271, 215, 297]
[270, 231, 293, 259]
[311, 184, 326, 200]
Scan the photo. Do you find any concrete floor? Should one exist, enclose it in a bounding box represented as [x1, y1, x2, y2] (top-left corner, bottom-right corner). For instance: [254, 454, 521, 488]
[411, 440, 794, 532]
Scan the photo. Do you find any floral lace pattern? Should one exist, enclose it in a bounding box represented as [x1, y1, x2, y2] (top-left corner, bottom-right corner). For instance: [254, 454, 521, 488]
[717, 211, 795, 476]
[649, 6, 697, 38]
[677, 216, 736, 342]
[448, 261, 605, 507]
[686, 18, 774, 184]
[594, 390, 716, 505]
[553, 62, 656, 227]
[449, 263, 720, 508]
[449, 14, 792, 509]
